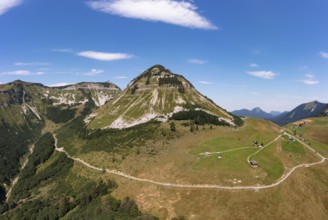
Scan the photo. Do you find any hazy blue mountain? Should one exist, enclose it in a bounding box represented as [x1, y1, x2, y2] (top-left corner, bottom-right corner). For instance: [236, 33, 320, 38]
[272, 101, 328, 125]
[232, 107, 275, 119]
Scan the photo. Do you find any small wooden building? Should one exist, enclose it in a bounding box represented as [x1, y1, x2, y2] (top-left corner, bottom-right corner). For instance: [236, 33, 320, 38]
[249, 160, 259, 168]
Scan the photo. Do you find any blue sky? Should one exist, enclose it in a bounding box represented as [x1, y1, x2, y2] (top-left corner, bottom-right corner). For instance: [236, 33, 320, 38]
[0, 0, 328, 111]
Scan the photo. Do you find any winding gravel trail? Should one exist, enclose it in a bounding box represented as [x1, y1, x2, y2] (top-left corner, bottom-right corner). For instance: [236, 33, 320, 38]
[53, 133, 327, 190]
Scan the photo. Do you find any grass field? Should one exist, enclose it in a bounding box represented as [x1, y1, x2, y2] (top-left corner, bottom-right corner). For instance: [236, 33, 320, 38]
[285, 117, 328, 157]
[52, 117, 328, 219]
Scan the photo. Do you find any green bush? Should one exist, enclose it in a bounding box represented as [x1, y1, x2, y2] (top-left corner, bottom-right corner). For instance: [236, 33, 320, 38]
[170, 110, 230, 126]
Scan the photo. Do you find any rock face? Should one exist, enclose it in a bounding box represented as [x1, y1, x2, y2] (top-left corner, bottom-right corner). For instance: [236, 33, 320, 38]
[88, 65, 234, 129]
[0, 80, 121, 126]
[272, 101, 328, 125]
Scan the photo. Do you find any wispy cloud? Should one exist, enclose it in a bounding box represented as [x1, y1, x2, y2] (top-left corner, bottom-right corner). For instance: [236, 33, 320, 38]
[199, 81, 212, 84]
[86, 0, 217, 30]
[14, 62, 51, 66]
[114, 76, 128, 79]
[48, 82, 73, 87]
[302, 79, 319, 85]
[252, 50, 261, 55]
[52, 48, 74, 53]
[77, 50, 133, 61]
[275, 94, 303, 99]
[298, 66, 308, 70]
[320, 51, 328, 59]
[0, 0, 22, 15]
[249, 91, 260, 96]
[247, 70, 278, 79]
[188, 59, 207, 65]
[0, 70, 45, 76]
[300, 74, 319, 85]
[305, 73, 315, 78]
[83, 69, 105, 76]
[249, 63, 258, 68]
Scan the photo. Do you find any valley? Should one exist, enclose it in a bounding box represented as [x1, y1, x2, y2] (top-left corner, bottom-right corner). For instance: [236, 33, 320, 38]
[0, 67, 327, 219]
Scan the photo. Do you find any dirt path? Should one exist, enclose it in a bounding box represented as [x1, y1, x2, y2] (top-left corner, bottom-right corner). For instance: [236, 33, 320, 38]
[247, 135, 282, 163]
[53, 133, 327, 191]
[200, 146, 254, 156]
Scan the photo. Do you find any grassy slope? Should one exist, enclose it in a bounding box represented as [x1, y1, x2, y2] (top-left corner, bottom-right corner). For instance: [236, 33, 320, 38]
[108, 118, 327, 219]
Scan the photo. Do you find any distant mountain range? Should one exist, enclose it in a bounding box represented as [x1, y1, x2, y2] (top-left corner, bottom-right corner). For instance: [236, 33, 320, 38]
[272, 101, 328, 125]
[233, 101, 328, 126]
[232, 107, 282, 120]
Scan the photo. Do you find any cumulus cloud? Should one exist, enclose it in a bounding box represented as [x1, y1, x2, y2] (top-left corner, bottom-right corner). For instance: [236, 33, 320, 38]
[247, 70, 278, 79]
[86, 0, 217, 30]
[83, 69, 105, 76]
[320, 51, 328, 59]
[77, 50, 133, 61]
[199, 81, 212, 84]
[0, 70, 45, 76]
[0, 0, 22, 15]
[188, 59, 207, 64]
[249, 63, 258, 68]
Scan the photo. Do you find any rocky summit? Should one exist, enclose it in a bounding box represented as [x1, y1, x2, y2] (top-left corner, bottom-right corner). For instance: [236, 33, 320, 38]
[87, 65, 235, 129]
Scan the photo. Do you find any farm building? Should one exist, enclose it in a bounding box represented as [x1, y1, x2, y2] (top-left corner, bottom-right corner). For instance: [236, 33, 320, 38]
[204, 152, 211, 157]
[249, 160, 259, 168]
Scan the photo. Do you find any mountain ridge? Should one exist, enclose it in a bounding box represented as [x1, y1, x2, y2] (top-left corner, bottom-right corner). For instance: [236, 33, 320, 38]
[232, 107, 279, 119]
[272, 100, 328, 125]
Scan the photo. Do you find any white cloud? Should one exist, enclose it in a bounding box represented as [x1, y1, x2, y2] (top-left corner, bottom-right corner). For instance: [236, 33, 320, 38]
[188, 59, 207, 64]
[48, 82, 73, 87]
[301, 79, 319, 85]
[52, 48, 74, 53]
[247, 70, 278, 79]
[300, 74, 319, 85]
[114, 76, 128, 79]
[77, 50, 133, 61]
[305, 73, 315, 78]
[86, 0, 217, 30]
[14, 62, 51, 66]
[320, 51, 328, 59]
[249, 63, 258, 68]
[0, 70, 45, 76]
[199, 81, 212, 84]
[83, 69, 105, 76]
[0, 0, 22, 15]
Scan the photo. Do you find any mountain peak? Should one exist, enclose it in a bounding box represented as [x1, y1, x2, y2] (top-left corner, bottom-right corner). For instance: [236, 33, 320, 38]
[252, 107, 263, 113]
[88, 65, 234, 129]
[272, 100, 327, 125]
[128, 64, 194, 93]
